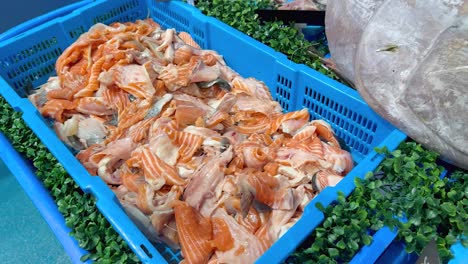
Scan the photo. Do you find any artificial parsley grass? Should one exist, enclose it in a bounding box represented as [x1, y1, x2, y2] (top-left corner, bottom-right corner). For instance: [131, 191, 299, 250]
[0, 96, 139, 264]
[290, 142, 467, 264]
[194, 0, 338, 80]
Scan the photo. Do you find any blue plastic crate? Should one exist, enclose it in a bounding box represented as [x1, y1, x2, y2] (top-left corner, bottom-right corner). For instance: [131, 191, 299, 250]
[0, 0, 406, 263]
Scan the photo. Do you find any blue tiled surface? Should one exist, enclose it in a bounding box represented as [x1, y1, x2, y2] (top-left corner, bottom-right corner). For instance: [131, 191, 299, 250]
[0, 160, 71, 264]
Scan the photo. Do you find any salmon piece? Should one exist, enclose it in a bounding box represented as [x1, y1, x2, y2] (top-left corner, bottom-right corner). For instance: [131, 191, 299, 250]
[75, 116, 108, 148]
[201, 53, 218, 66]
[184, 148, 233, 217]
[207, 256, 218, 264]
[212, 217, 235, 251]
[74, 55, 107, 98]
[248, 133, 273, 146]
[174, 45, 194, 65]
[264, 162, 279, 176]
[322, 142, 353, 175]
[56, 47, 82, 77]
[150, 186, 182, 234]
[245, 171, 297, 211]
[80, 44, 93, 74]
[182, 126, 223, 139]
[141, 147, 186, 186]
[255, 223, 274, 252]
[68, 55, 89, 75]
[174, 201, 214, 264]
[76, 144, 103, 175]
[268, 108, 310, 135]
[231, 77, 253, 95]
[136, 183, 157, 215]
[75, 97, 114, 116]
[136, 19, 159, 36]
[149, 117, 178, 139]
[239, 142, 270, 170]
[141, 18, 161, 31]
[306, 136, 324, 157]
[206, 93, 236, 128]
[164, 127, 204, 162]
[40, 99, 75, 123]
[267, 189, 304, 241]
[86, 137, 135, 180]
[76, 142, 103, 159]
[153, 79, 167, 96]
[118, 99, 152, 130]
[311, 119, 340, 148]
[225, 155, 244, 175]
[121, 170, 145, 193]
[270, 134, 285, 148]
[127, 148, 165, 189]
[102, 86, 130, 116]
[126, 151, 141, 169]
[120, 40, 145, 51]
[285, 136, 323, 158]
[235, 207, 262, 234]
[174, 94, 212, 127]
[292, 124, 317, 142]
[231, 77, 273, 101]
[277, 165, 313, 187]
[148, 133, 179, 166]
[46, 87, 75, 101]
[246, 173, 277, 207]
[275, 147, 324, 168]
[101, 51, 127, 71]
[222, 130, 248, 146]
[159, 58, 199, 91]
[175, 102, 206, 127]
[156, 29, 175, 52]
[115, 64, 156, 100]
[232, 93, 282, 116]
[161, 99, 177, 118]
[234, 111, 271, 134]
[127, 117, 155, 143]
[178, 31, 201, 49]
[190, 61, 221, 83]
[213, 209, 266, 264]
[104, 127, 126, 144]
[296, 184, 316, 212]
[312, 169, 344, 192]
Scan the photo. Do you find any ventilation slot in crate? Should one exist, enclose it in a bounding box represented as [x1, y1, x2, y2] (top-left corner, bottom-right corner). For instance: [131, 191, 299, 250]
[68, 26, 86, 40]
[192, 26, 206, 49]
[155, 243, 182, 264]
[275, 74, 292, 111]
[303, 86, 377, 156]
[92, 0, 142, 25]
[151, 3, 190, 33]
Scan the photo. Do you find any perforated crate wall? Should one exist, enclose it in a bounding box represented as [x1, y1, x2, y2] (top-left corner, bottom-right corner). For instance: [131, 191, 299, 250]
[0, 34, 63, 96]
[302, 85, 378, 160]
[275, 74, 293, 111]
[91, 0, 144, 26]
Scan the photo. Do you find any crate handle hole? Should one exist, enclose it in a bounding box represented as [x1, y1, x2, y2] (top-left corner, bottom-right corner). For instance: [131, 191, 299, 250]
[140, 244, 153, 258]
